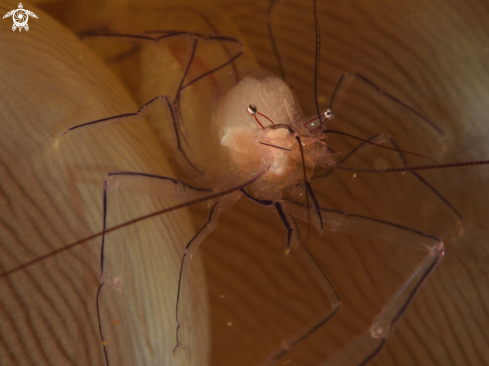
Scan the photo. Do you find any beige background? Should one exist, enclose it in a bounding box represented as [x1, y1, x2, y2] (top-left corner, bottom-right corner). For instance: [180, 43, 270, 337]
[2, 0, 489, 365]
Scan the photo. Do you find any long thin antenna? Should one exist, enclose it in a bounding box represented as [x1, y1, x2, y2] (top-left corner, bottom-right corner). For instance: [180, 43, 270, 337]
[313, 0, 322, 120]
[267, 0, 286, 81]
[0, 169, 269, 280]
[324, 129, 436, 163]
[332, 160, 489, 173]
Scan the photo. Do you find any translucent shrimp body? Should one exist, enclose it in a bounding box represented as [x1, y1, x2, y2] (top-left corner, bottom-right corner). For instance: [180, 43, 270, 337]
[6, 1, 489, 366]
[215, 74, 337, 196]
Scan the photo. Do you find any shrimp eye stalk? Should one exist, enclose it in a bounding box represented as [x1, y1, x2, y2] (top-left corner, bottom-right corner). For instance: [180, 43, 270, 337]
[247, 104, 275, 129]
[304, 108, 335, 132]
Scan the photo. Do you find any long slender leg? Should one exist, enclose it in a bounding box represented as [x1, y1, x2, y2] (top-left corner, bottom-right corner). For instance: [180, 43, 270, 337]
[82, 32, 243, 92]
[314, 133, 390, 180]
[99, 170, 212, 285]
[96, 171, 217, 366]
[386, 137, 465, 233]
[100, 171, 212, 282]
[173, 198, 236, 360]
[82, 32, 242, 146]
[285, 202, 444, 366]
[63, 31, 243, 177]
[254, 201, 340, 366]
[81, 30, 242, 144]
[96, 283, 110, 365]
[61, 94, 203, 176]
[328, 72, 445, 146]
[313, 133, 464, 231]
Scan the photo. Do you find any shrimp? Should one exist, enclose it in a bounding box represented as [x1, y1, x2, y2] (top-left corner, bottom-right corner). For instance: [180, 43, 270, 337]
[2, 1, 489, 366]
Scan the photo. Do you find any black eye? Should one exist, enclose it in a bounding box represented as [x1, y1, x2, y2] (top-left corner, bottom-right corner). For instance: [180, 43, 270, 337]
[247, 104, 258, 115]
[324, 109, 334, 119]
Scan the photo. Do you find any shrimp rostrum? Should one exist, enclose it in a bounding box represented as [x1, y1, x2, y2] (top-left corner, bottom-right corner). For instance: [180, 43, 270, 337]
[46, 1, 489, 366]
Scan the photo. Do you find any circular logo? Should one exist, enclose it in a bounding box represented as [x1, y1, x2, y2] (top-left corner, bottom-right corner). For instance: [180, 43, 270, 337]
[12, 9, 28, 29]
[3, 3, 38, 32]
